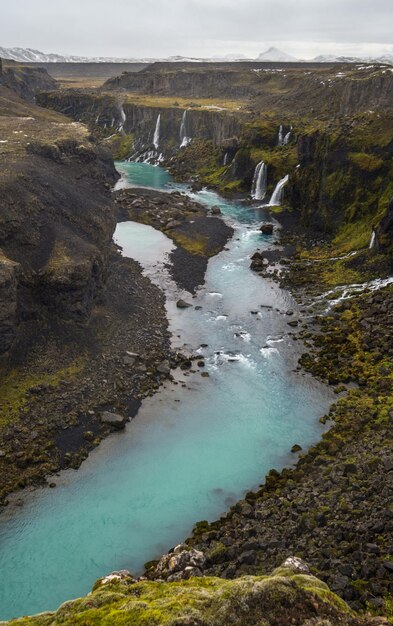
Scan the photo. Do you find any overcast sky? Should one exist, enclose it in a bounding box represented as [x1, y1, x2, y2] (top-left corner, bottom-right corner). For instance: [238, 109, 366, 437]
[1, 0, 392, 59]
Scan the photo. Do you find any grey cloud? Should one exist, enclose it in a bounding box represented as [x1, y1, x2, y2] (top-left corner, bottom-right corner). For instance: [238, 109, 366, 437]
[1, 0, 392, 57]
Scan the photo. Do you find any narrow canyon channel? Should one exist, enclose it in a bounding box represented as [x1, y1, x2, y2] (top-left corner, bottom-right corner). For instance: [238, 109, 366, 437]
[0, 163, 333, 620]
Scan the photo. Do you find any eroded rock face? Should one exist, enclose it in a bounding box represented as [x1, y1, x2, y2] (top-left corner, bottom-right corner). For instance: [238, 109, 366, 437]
[0, 88, 119, 354]
[37, 90, 246, 154]
[1, 62, 58, 102]
[376, 197, 393, 256]
[0, 253, 20, 353]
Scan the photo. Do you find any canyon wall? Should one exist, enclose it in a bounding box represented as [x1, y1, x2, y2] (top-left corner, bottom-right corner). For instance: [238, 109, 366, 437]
[0, 83, 118, 354]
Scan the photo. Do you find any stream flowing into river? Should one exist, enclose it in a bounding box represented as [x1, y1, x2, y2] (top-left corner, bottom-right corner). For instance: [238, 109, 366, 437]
[0, 163, 333, 620]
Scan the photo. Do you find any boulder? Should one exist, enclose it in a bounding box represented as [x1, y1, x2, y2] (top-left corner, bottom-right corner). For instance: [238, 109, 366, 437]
[250, 258, 265, 271]
[176, 299, 192, 309]
[238, 550, 257, 565]
[280, 557, 310, 574]
[97, 570, 135, 588]
[100, 411, 127, 430]
[155, 544, 206, 581]
[210, 206, 222, 215]
[166, 220, 182, 229]
[260, 223, 274, 235]
[157, 360, 171, 376]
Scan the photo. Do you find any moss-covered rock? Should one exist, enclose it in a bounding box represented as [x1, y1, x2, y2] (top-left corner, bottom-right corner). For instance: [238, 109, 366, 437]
[3, 563, 368, 626]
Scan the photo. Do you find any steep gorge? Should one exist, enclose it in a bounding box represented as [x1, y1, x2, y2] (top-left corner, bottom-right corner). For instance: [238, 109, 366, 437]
[0, 65, 172, 506]
[1, 59, 392, 624]
[36, 62, 393, 264]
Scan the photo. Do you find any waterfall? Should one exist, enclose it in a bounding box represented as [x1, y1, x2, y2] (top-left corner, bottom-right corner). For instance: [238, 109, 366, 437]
[153, 114, 161, 150]
[369, 230, 376, 250]
[224, 152, 229, 166]
[118, 105, 126, 132]
[283, 126, 292, 145]
[278, 125, 284, 146]
[251, 161, 267, 201]
[180, 110, 192, 147]
[269, 174, 289, 206]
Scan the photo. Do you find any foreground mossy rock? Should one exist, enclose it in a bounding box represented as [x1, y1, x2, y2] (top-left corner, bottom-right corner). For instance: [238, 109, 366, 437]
[4, 560, 376, 625]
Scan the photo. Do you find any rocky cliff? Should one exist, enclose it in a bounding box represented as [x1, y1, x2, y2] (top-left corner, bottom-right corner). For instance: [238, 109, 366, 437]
[0, 58, 58, 102]
[0, 86, 118, 355]
[287, 116, 393, 251]
[36, 65, 393, 260]
[0, 81, 175, 504]
[103, 62, 393, 117]
[36, 89, 248, 156]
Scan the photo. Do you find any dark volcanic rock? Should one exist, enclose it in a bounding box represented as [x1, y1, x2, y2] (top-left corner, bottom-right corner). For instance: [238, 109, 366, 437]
[100, 411, 128, 430]
[260, 223, 274, 235]
[176, 299, 192, 309]
[115, 187, 233, 293]
[0, 89, 119, 353]
[0, 253, 20, 353]
[1, 61, 58, 102]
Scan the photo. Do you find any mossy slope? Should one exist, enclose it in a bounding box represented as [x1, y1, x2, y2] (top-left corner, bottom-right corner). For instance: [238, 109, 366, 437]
[3, 567, 365, 626]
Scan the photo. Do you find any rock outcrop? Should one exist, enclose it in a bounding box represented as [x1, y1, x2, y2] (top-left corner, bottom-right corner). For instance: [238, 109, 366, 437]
[0, 58, 58, 102]
[37, 89, 247, 155]
[0, 85, 118, 354]
[103, 62, 393, 116]
[376, 196, 393, 259]
[0, 253, 20, 354]
[2, 558, 380, 625]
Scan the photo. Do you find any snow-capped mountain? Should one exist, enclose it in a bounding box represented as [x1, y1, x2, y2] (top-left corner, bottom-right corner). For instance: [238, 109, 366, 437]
[1, 46, 392, 66]
[0, 47, 86, 62]
[257, 47, 298, 62]
[313, 53, 393, 65]
[0, 47, 253, 64]
[0, 47, 160, 63]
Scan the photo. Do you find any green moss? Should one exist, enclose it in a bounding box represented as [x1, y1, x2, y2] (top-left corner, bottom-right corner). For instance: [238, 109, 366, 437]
[205, 542, 228, 564]
[0, 360, 85, 427]
[348, 152, 384, 172]
[170, 232, 216, 256]
[320, 259, 363, 286]
[123, 94, 246, 112]
[250, 145, 298, 176]
[102, 133, 134, 161]
[7, 570, 355, 625]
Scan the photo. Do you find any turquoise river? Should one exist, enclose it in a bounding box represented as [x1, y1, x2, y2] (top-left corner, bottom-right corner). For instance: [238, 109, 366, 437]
[0, 163, 332, 620]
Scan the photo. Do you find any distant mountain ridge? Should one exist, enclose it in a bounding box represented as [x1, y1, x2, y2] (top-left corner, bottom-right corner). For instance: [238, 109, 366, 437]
[257, 46, 297, 62]
[1, 45, 392, 65]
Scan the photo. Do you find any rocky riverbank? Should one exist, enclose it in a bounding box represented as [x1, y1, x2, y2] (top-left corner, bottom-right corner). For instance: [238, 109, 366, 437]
[114, 187, 234, 292]
[0, 246, 174, 504]
[0, 74, 230, 505]
[143, 222, 393, 616]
